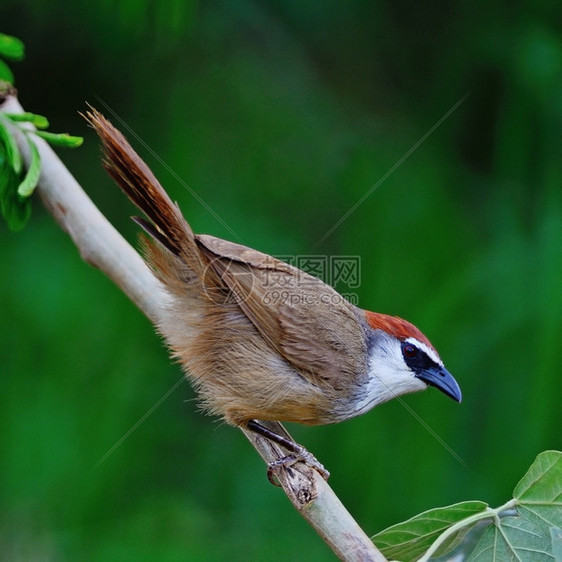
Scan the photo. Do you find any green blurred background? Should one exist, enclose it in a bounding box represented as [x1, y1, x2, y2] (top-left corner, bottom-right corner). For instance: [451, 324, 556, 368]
[1, 1, 561, 560]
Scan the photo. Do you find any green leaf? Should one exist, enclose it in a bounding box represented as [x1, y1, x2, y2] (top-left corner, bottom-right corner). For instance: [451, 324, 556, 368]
[33, 130, 84, 148]
[0, 115, 22, 174]
[0, 59, 14, 84]
[17, 137, 41, 198]
[466, 513, 554, 561]
[464, 451, 562, 561]
[5, 112, 50, 129]
[0, 108, 82, 230]
[2, 187, 32, 230]
[0, 149, 32, 231]
[513, 450, 562, 537]
[371, 500, 489, 561]
[514, 450, 562, 503]
[372, 451, 562, 561]
[0, 33, 25, 61]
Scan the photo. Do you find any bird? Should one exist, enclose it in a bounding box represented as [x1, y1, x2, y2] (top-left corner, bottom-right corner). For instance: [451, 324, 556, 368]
[86, 108, 461, 480]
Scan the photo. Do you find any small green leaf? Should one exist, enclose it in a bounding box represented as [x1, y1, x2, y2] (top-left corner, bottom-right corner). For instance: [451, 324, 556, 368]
[33, 130, 83, 148]
[0, 115, 22, 174]
[372, 500, 489, 561]
[3, 187, 32, 230]
[0, 59, 14, 84]
[0, 33, 25, 61]
[0, 153, 32, 231]
[5, 112, 50, 129]
[17, 137, 41, 198]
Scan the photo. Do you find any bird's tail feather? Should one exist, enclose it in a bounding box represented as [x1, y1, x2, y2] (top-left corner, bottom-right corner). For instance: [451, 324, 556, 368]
[85, 108, 200, 271]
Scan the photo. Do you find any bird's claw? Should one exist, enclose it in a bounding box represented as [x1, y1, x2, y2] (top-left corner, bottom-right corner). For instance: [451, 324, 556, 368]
[266, 445, 330, 486]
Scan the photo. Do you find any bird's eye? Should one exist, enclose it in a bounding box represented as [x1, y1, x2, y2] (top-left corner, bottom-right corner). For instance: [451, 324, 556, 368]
[402, 343, 417, 358]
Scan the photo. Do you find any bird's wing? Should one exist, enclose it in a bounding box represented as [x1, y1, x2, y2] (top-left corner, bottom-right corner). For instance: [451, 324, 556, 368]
[196, 234, 368, 389]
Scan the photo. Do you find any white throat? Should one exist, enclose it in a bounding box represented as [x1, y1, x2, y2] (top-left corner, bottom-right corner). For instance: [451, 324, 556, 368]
[347, 333, 428, 418]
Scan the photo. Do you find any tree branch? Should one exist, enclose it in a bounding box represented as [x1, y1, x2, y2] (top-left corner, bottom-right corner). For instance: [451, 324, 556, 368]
[1, 93, 386, 562]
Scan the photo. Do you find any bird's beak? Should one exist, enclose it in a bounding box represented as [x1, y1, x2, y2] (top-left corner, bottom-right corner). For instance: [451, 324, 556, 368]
[416, 365, 462, 403]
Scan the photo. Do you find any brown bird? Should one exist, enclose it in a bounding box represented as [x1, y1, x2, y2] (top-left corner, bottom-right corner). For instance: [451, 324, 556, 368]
[86, 109, 461, 480]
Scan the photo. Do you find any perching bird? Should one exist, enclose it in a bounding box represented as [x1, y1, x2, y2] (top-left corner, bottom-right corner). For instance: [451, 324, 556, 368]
[86, 109, 461, 479]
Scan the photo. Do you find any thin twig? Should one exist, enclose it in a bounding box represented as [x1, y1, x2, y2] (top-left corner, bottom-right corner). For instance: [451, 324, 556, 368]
[1, 94, 386, 562]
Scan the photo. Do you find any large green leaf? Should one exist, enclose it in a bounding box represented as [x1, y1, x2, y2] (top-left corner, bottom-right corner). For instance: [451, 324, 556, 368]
[466, 514, 555, 561]
[513, 450, 562, 549]
[372, 451, 562, 561]
[372, 501, 488, 561]
[514, 450, 562, 504]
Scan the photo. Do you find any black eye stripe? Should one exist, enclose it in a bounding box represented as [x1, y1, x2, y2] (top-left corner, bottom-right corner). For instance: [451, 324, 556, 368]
[401, 342, 437, 371]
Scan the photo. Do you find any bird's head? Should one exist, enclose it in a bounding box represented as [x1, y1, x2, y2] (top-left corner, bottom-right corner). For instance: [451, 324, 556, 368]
[357, 312, 462, 410]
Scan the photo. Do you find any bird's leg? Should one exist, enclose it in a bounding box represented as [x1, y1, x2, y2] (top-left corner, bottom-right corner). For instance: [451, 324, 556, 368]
[246, 419, 330, 485]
